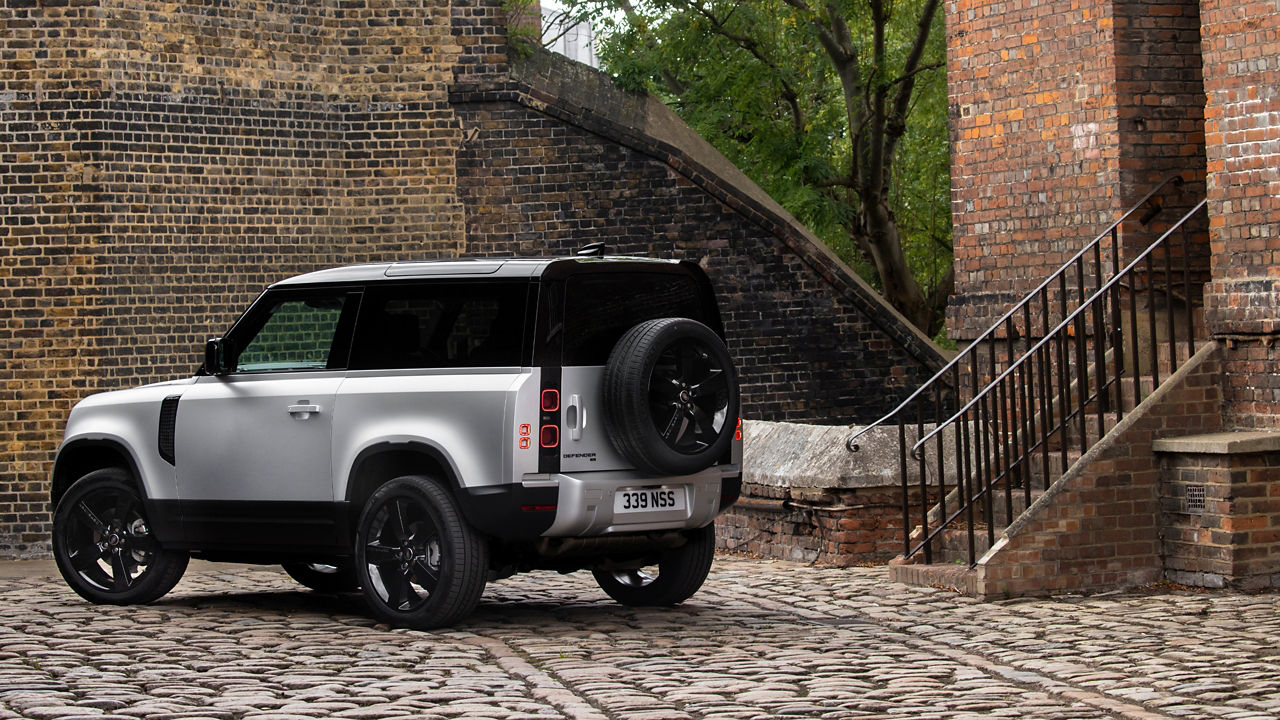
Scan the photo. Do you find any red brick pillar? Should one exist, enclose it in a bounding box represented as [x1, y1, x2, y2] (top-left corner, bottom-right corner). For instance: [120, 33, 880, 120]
[1201, 0, 1280, 429]
[946, 0, 1206, 345]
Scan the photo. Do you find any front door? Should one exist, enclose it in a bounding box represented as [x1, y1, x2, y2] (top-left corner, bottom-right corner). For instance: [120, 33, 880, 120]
[173, 289, 358, 551]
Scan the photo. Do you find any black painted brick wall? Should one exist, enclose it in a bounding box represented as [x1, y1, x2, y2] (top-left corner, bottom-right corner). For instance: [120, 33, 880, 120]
[454, 98, 940, 424]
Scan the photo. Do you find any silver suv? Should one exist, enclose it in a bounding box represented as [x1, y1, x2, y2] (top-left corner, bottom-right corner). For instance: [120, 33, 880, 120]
[49, 254, 742, 628]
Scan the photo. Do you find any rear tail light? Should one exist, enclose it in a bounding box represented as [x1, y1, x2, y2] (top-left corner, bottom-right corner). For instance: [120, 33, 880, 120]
[540, 424, 560, 448]
[541, 389, 560, 412]
[538, 372, 562, 473]
[735, 417, 742, 441]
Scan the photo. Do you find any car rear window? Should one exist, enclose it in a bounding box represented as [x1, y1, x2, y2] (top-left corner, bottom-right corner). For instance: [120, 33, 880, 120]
[561, 273, 707, 366]
[349, 281, 531, 370]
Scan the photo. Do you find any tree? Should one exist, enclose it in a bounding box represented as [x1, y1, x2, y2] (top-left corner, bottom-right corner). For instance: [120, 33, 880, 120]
[563, 0, 951, 336]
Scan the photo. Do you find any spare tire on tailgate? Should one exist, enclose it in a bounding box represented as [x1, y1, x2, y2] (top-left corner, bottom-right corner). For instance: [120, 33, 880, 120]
[602, 318, 739, 475]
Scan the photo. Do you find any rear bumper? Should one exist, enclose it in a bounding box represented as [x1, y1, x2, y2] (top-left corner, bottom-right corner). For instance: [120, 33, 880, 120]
[533, 464, 741, 537]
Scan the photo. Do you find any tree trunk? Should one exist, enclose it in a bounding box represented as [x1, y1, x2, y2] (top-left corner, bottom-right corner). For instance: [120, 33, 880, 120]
[859, 197, 943, 336]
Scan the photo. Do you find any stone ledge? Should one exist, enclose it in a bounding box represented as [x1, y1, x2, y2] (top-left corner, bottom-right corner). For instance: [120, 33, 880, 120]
[1152, 431, 1280, 455]
[745, 420, 957, 490]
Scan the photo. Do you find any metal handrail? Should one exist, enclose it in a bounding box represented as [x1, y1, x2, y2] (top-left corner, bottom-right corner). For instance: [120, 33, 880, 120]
[911, 198, 1208, 458]
[845, 173, 1186, 452]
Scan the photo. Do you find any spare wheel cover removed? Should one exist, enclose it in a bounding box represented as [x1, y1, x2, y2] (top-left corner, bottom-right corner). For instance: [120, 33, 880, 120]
[602, 318, 739, 475]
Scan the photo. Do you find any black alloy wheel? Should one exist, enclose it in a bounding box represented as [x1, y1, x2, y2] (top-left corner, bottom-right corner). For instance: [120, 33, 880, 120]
[282, 560, 360, 593]
[650, 336, 731, 454]
[52, 468, 188, 605]
[592, 524, 716, 606]
[354, 476, 487, 629]
[603, 318, 739, 475]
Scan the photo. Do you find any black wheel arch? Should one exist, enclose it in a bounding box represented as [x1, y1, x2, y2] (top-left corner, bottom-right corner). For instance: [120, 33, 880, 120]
[345, 442, 459, 516]
[343, 441, 556, 542]
[51, 439, 145, 511]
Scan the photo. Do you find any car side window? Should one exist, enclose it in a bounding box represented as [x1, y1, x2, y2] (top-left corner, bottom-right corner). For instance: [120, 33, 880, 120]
[350, 281, 531, 370]
[234, 293, 354, 372]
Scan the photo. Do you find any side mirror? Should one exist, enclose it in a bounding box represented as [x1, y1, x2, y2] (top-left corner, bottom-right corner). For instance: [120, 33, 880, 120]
[204, 338, 231, 376]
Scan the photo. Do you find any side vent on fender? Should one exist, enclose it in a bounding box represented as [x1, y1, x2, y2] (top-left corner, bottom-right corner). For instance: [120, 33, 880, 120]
[158, 395, 180, 465]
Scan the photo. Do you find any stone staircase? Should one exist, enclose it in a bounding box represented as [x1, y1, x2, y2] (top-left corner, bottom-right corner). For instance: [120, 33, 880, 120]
[889, 339, 1221, 598]
[855, 189, 1213, 598]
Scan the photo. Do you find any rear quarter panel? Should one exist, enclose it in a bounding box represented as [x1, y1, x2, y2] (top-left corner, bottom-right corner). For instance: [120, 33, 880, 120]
[333, 368, 538, 496]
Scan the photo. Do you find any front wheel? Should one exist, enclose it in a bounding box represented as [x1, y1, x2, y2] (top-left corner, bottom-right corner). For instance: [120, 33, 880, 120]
[592, 524, 716, 606]
[52, 468, 189, 605]
[354, 476, 488, 629]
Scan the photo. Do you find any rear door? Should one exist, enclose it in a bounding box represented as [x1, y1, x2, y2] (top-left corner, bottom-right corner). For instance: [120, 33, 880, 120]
[557, 269, 717, 473]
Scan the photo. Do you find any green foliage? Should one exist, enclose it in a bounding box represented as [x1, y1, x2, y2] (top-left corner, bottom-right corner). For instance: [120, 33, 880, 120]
[505, 0, 545, 58]
[574, 0, 952, 333]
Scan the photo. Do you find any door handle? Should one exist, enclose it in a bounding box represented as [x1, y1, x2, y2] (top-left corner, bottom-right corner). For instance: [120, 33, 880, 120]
[287, 404, 321, 419]
[566, 394, 586, 441]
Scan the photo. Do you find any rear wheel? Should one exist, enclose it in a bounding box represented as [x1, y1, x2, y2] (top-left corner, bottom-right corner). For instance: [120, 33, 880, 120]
[592, 524, 715, 606]
[52, 468, 188, 605]
[354, 476, 488, 629]
[283, 560, 359, 593]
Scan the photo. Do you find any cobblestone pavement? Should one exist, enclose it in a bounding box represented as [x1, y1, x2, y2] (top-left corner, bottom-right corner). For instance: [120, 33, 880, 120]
[0, 557, 1276, 720]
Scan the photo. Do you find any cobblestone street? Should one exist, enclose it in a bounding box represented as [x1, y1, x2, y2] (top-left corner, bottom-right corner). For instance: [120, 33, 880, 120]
[0, 556, 1275, 720]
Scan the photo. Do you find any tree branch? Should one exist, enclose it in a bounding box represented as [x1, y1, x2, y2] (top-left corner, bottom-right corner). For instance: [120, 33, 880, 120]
[883, 0, 942, 192]
[681, 0, 806, 136]
[867, 0, 888, 200]
[784, 0, 866, 193]
[813, 178, 858, 189]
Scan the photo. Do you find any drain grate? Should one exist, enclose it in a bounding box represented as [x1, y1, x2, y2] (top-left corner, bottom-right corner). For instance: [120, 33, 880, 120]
[1186, 484, 1206, 513]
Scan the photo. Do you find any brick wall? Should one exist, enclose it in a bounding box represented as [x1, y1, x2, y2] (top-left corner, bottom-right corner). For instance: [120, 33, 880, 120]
[947, 0, 1123, 339]
[946, 0, 1208, 342]
[1201, 0, 1280, 429]
[1, 2, 105, 549]
[0, 2, 943, 553]
[1159, 441, 1280, 589]
[0, 0, 493, 553]
[716, 485, 935, 566]
[455, 51, 946, 424]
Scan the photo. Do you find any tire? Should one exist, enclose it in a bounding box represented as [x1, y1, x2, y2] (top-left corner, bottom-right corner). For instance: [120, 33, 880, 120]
[283, 560, 359, 593]
[52, 468, 189, 605]
[592, 524, 715, 606]
[353, 476, 488, 629]
[602, 318, 739, 476]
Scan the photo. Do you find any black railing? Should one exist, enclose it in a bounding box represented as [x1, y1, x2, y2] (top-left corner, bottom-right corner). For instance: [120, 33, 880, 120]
[845, 174, 1197, 565]
[904, 198, 1208, 566]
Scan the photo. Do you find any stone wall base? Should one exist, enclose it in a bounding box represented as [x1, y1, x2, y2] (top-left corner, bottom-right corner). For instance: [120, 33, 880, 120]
[716, 483, 935, 567]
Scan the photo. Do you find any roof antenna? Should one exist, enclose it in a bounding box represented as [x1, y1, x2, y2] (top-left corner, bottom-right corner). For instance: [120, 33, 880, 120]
[576, 242, 606, 257]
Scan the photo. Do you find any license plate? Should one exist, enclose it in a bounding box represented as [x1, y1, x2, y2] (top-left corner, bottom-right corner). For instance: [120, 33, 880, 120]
[614, 487, 685, 514]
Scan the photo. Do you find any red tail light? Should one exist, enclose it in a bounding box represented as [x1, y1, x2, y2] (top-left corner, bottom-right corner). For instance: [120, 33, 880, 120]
[735, 417, 743, 441]
[541, 389, 560, 412]
[540, 424, 560, 448]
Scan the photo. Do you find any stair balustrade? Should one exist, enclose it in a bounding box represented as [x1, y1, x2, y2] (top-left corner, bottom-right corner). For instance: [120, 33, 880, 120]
[847, 175, 1206, 566]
